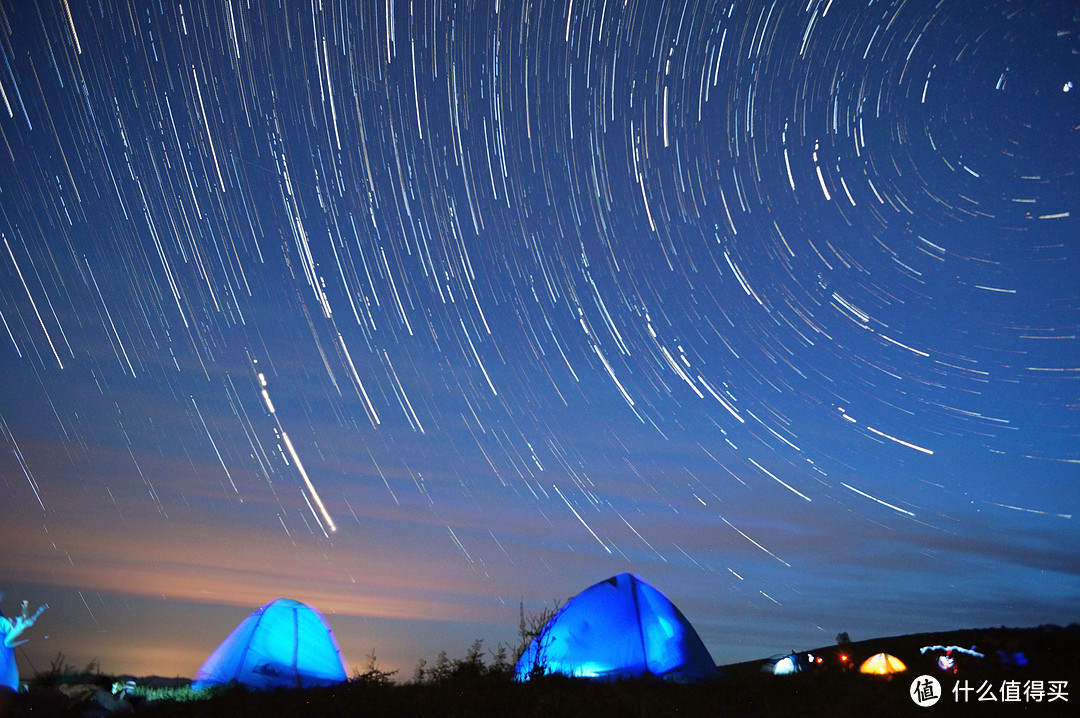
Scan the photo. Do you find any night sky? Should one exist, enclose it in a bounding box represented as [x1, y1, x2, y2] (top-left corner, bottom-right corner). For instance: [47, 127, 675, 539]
[1, 0, 1077, 680]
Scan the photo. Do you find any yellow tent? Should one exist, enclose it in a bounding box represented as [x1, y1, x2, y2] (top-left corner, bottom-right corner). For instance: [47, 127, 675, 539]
[859, 652, 907, 675]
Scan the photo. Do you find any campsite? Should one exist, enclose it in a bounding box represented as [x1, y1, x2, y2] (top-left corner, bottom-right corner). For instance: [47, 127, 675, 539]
[3, 0, 1078, 713]
[2, 575, 1077, 716]
[2, 624, 1077, 717]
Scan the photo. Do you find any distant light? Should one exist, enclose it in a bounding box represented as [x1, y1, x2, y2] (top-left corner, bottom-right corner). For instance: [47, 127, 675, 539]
[1065, 81, 1074, 93]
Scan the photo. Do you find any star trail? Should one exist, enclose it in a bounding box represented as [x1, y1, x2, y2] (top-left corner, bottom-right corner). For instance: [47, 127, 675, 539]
[1, 0, 1077, 677]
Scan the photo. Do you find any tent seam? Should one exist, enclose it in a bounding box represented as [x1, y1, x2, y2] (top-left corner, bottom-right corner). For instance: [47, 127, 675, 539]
[231, 605, 268, 683]
[292, 605, 300, 688]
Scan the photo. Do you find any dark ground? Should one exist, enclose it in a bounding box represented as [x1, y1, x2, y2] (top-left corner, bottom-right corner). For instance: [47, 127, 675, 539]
[2, 624, 1077, 717]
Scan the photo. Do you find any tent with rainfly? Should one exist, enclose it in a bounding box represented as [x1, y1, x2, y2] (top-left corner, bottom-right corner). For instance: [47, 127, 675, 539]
[514, 573, 718, 682]
[191, 598, 348, 690]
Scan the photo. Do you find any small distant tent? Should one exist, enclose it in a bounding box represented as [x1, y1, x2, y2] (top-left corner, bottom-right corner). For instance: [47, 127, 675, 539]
[192, 598, 348, 690]
[514, 573, 718, 682]
[762, 653, 806, 675]
[997, 650, 1027, 667]
[859, 652, 907, 675]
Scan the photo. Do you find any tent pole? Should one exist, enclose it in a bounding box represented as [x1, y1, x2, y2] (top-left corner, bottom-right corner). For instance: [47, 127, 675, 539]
[629, 575, 650, 675]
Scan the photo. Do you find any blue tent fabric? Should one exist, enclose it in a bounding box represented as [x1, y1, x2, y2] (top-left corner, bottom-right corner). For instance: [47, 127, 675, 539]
[1, 641, 16, 691]
[191, 598, 348, 690]
[2, 604, 47, 691]
[514, 573, 718, 681]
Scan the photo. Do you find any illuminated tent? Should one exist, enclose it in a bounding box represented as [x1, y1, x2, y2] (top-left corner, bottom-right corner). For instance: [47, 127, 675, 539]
[514, 573, 718, 681]
[859, 652, 907, 675]
[762, 653, 806, 675]
[1, 642, 16, 691]
[191, 598, 348, 690]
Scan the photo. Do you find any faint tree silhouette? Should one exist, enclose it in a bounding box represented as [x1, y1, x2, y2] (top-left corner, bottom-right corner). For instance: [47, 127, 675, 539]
[515, 600, 563, 679]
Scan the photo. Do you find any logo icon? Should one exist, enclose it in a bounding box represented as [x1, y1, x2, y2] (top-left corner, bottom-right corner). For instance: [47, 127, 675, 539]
[911, 675, 942, 707]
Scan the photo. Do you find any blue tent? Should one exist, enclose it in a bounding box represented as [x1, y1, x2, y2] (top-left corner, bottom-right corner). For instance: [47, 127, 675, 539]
[192, 598, 348, 690]
[762, 653, 807, 675]
[515, 573, 718, 681]
[1, 641, 17, 691]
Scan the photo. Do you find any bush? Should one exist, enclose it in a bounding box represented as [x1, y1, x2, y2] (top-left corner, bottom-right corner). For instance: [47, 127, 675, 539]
[32, 653, 101, 686]
[411, 638, 515, 684]
[352, 648, 398, 686]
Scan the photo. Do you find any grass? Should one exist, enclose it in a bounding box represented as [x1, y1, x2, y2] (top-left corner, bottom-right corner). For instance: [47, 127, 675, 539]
[130, 684, 220, 703]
